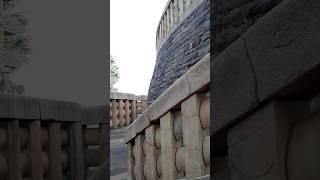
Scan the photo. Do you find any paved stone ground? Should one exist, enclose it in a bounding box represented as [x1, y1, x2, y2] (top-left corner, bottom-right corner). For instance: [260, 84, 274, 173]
[110, 128, 128, 180]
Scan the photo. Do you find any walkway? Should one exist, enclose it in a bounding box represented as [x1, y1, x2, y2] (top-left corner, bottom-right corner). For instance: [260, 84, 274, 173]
[110, 128, 128, 180]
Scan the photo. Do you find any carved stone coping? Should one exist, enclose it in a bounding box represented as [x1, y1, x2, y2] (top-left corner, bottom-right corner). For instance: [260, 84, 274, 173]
[110, 92, 147, 101]
[0, 94, 106, 123]
[125, 53, 210, 143]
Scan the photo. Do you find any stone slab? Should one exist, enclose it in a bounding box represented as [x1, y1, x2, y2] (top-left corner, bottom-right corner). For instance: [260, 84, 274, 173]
[82, 105, 107, 124]
[134, 112, 151, 135]
[186, 53, 210, 94]
[0, 94, 40, 120]
[38, 98, 82, 122]
[148, 74, 191, 121]
[212, 39, 257, 134]
[212, 0, 320, 134]
[125, 121, 136, 143]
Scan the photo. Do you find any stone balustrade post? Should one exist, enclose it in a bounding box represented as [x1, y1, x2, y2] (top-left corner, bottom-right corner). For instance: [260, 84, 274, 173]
[182, 94, 208, 177]
[125, 100, 130, 126]
[144, 125, 160, 180]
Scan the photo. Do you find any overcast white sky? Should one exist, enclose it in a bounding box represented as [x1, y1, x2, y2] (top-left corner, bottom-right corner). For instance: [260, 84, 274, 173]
[111, 0, 168, 95]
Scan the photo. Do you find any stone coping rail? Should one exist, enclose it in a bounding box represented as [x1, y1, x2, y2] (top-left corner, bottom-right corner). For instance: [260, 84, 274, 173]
[0, 94, 107, 122]
[125, 53, 210, 179]
[156, 0, 205, 51]
[125, 53, 209, 143]
[110, 92, 147, 101]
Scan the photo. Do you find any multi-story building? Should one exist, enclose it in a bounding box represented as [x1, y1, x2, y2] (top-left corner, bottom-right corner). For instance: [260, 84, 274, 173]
[0, 0, 29, 94]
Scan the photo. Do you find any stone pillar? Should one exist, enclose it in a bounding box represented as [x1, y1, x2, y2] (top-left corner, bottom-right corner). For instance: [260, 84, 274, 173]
[166, 11, 170, 33]
[48, 122, 63, 180]
[127, 142, 135, 180]
[174, 0, 179, 23]
[28, 120, 43, 180]
[169, 3, 174, 29]
[119, 99, 125, 127]
[133, 134, 145, 180]
[7, 120, 22, 180]
[131, 100, 137, 122]
[179, 0, 185, 18]
[112, 100, 117, 128]
[125, 100, 130, 126]
[70, 122, 85, 180]
[182, 94, 206, 177]
[144, 125, 160, 180]
[160, 112, 177, 179]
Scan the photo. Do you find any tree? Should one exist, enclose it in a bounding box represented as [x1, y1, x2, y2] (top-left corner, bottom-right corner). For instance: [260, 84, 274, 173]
[110, 55, 119, 91]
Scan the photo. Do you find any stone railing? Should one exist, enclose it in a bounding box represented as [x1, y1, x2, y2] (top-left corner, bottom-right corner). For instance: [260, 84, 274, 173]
[210, 0, 320, 179]
[110, 92, 147, 129]
[0, 94, 107, 180]
[125, 53, 210, 180]
[156, 0, 204, 50]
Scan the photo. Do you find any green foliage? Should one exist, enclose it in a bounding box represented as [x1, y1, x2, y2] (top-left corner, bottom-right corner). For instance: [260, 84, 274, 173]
[110, 55, 120, 91]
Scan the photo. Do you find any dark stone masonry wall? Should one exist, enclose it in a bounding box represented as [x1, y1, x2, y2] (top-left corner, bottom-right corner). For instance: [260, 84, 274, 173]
[147, 0, 210, 105]
[212, 0, 284, 54]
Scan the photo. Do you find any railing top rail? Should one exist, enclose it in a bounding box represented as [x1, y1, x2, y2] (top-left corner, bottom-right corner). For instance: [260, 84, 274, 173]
[125, 53, 210, 143]
[110, 92, 147, 101]
[0, 94, 107, 123]
[156, 0, 205, 50]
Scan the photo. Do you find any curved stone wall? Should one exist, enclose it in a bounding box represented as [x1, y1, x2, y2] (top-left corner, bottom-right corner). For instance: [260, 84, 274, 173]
[148, 0, 210, 105]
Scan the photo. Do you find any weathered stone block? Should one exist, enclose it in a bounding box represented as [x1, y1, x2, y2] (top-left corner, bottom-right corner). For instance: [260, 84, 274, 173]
[212, 0, 320, 134]
[212, 39, 257, 134]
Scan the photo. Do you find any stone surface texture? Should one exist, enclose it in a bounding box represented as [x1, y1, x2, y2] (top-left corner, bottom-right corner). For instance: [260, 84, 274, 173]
[148, 0, 210, 105]
[212, 0, 320, 134]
